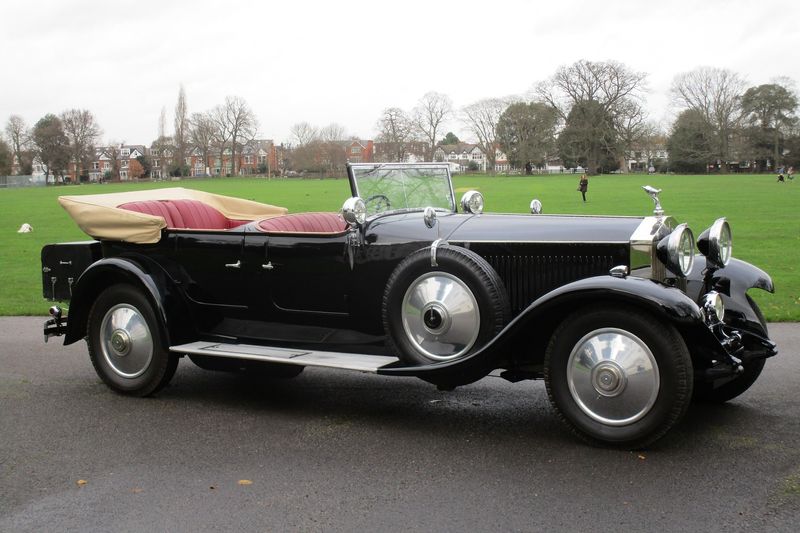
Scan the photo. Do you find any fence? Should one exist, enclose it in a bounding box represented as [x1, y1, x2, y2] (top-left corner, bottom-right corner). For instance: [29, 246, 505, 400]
[0, 175, 46, 188]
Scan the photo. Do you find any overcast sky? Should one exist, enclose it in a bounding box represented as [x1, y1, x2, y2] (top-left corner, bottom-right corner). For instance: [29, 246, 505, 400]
[2, 0, 798, 146]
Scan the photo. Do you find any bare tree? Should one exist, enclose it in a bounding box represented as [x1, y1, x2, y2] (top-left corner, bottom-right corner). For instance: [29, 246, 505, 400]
[151, 107, 171, 178]
[376, 107, 414, 161]
[4, 115, 31, 174]
[289, 122, 318, 147]
[671, 67, 746, 163]
[413, 92, 453, 160]
[461, 98, 507, 172]
[173, 85, 189, 176]
[536, 60, 647, 173]
[319, 123, 348, 173]
[211, 105, 232, 175]
[104, 142, 121, 181]
[61, 109, 101, 181]
[222, 96, 258, 176]
[189, 111, 216, 176]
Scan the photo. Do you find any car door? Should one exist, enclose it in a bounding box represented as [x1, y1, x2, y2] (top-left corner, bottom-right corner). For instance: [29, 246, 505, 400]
[263, 233, 352, 317]
[174, 230, 248, 309]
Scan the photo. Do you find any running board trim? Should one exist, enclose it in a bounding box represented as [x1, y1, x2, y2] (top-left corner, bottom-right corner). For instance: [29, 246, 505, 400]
[170, 341, 399, 373]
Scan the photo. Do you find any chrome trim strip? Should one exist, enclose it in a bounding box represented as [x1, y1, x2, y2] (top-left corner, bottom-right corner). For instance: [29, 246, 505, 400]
[629, 216, 675, 273]
[430, 238, 446, 267]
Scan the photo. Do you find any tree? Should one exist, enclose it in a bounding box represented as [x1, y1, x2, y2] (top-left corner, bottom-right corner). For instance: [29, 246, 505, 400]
[671, 67, 746, 164]
[558, 100, 619, 173]
[496, 102, 558, 173]
[173, 85, 189, 176]
[740, 81, 798, 167]
[289, 122, 319, 147]
[536, 60, 647, 174]
[189, 111, 216, 176]
[104, 143, 122, 181]
[211, 105, 232, 175]
[61, 109, 101, 182]
[32, 114, 69, 183]
[461, 98, 507, 172]
[375, 107, 414, 161]
[413, 92, 453, 160]
[5, 115, 32, 174]
[0, 138, 11, 175]
[667, 109, 714, 173]
[438, 132, 460, 146]
[222, 96, 258, 176]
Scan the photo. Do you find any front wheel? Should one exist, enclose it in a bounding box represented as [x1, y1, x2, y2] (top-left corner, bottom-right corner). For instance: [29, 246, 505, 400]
[544, 306, 693, 448]
[87, 284, 178, 396]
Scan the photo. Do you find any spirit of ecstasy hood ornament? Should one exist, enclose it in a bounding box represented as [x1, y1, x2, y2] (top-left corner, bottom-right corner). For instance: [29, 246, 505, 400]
[642, 185, 663, 216]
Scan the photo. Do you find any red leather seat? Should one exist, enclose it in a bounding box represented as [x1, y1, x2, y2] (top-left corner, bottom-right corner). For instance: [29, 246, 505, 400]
[118, 199, 238, 229]
[256, 212, 347, 234]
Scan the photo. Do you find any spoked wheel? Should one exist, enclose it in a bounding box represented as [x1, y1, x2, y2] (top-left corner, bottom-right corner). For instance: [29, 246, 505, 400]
[87, 284, 178, 396]
[545, 306, 693, 449]
[382, 246, 509, 367]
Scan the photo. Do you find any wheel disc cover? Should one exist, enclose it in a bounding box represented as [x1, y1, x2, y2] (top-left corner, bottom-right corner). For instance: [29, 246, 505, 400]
[401, 272, 480, 361]
[566, 328, 659, 426]
[99, 304, 154, 378]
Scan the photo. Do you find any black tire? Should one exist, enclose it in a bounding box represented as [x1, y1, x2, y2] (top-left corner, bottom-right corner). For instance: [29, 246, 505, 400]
[693, 357, 765, 403]
[544, 305, 693, 449]
[382, 246, 510, 366]
[188, 355, 304, 379]
[87, 284, 178, 397]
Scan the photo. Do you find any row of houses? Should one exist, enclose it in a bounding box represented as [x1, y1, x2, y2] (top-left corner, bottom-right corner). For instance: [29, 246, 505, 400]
[29, 136, 668, 182]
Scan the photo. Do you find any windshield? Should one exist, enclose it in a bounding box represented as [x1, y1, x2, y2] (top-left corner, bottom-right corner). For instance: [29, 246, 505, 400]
[350, 164, 455, 217]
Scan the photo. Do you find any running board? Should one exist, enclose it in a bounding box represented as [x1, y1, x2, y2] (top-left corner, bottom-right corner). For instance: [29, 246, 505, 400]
[170, 341, 399, 373]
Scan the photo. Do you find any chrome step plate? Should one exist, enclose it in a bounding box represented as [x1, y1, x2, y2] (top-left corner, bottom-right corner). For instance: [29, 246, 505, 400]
[170, 341, 398, 373]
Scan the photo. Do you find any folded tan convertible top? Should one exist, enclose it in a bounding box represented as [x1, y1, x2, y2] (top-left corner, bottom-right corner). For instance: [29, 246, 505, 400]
[59, 187, 288, 244]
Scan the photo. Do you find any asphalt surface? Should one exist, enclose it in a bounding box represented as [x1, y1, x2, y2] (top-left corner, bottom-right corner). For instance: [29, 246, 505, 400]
[1, 317, 798, 532]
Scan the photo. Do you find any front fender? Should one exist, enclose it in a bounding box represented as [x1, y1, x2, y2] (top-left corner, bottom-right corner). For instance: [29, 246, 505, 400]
[379, 275, 705, 384]
[64, 256, 192, 346]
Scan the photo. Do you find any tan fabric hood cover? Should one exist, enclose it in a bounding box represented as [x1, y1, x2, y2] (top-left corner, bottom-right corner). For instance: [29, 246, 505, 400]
[59, 187, 288, 243]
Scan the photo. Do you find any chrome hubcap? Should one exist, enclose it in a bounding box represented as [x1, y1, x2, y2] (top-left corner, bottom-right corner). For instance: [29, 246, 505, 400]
[401, 272, 480, 361]
[99, 304, 153, 379]
[567, 328, 659, 426]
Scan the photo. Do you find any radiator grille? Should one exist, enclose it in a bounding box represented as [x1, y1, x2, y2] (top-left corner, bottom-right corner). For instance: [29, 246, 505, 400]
[486, 254, 616, 314]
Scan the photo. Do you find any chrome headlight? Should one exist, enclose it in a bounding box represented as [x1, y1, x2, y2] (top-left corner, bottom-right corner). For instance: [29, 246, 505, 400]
[460, 190, 484, 214]
[341, 197, 366, 226]
[657, 223, 695, 277]
[697, 218, 732, 269]
[702, 291, 725, 323]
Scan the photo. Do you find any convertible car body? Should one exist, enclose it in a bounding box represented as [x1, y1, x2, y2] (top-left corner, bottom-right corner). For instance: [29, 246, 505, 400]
[42, 163, 777, 448]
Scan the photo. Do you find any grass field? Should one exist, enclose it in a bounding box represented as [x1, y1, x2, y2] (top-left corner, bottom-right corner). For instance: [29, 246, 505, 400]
[0, 173, 797, 320]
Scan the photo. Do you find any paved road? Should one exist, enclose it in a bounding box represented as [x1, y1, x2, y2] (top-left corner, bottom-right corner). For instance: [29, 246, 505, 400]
[1, 317, 798, 532]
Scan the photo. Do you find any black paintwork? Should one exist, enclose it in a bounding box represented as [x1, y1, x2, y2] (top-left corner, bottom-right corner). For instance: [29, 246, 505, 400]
[50, 204, 774, 384]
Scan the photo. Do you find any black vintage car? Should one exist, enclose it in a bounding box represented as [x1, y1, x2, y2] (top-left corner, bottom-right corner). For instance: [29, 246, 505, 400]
[42, 163, 777, 447]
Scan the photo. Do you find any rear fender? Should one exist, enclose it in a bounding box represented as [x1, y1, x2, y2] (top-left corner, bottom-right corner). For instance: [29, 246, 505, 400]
[64, 256, 193, 346]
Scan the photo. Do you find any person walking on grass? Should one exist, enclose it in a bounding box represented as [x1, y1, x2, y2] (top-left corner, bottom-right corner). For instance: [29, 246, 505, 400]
[578, 174, 589, 202]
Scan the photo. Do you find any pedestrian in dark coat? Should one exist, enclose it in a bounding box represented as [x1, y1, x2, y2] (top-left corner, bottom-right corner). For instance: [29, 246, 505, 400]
[578, 174, 589, 201]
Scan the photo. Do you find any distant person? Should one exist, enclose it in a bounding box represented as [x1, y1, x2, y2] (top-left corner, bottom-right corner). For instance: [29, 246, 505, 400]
[777, 171, 785, 182]
[578, 174, 589, 201]
[648, 164, 655, 175]
[788, 166, 795, 181]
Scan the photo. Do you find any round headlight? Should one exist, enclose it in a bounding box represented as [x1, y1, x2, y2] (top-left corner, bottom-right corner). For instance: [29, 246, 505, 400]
[460, 190, 484, 214]
[341, 197, 366, 226]
[657, 223, 695, 277]
[697, 218, 732, 269]
[702, 291, 725, 322]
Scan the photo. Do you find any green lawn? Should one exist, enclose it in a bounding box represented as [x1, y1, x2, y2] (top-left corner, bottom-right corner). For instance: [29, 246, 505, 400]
[1, 173, 796, 320]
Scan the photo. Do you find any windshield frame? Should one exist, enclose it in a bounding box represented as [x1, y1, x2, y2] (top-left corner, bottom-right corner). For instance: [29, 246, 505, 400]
[346, 162, 457, 218]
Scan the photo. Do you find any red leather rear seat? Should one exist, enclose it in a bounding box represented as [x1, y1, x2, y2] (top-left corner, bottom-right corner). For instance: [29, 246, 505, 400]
[118, 199, 238, 229]
[256, 212, 347, 234]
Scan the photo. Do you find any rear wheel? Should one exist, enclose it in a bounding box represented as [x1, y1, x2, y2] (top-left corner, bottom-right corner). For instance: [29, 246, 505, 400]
[87, 284, 178, 396]
[545, 306, 693, 448]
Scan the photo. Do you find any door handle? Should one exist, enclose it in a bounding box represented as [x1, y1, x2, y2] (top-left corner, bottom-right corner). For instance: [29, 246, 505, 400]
[261, 262, 274, 270]
[225, 260, 241, 269]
